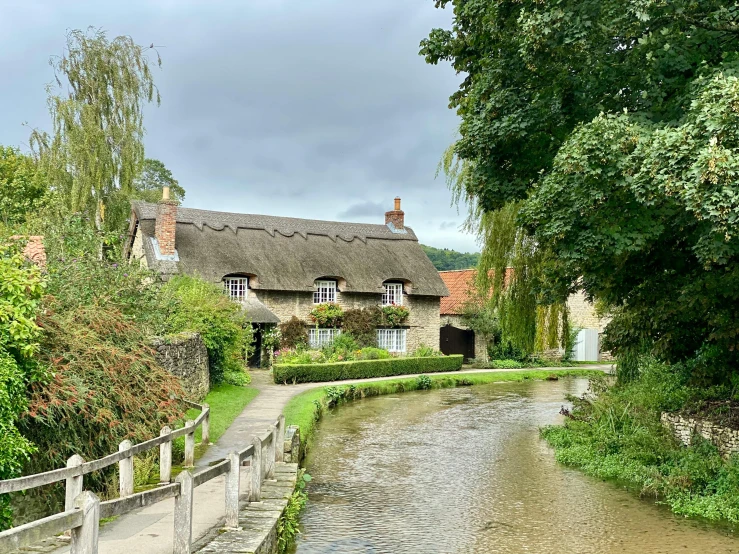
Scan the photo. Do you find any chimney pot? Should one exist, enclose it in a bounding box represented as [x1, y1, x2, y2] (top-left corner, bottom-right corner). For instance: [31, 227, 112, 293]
[162, 186, 170, 201]
[394, 197, 401, 211]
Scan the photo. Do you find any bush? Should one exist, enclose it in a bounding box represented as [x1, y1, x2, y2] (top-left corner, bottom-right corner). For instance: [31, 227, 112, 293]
[357, 347, 390, 360]
[381, 305, 409, 327]
[342, 307, 381, 347]
[273, 355, 464, 384]
[279, 317, 308, 350]
[411, 344, 443, 358]
[160, 275, 254, 383]
[308, 303, 343, 327]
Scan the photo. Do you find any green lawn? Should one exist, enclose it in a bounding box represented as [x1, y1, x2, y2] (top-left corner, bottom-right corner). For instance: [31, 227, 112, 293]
[185, 384, 260, 452]
[283, 368, 602, 452]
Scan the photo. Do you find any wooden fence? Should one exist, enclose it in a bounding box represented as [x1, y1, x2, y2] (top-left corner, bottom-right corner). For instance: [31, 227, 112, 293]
[0, 400, 287, 554]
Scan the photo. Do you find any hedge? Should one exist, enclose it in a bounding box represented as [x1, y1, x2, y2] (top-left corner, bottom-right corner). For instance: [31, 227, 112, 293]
[273, 355, 464, 384]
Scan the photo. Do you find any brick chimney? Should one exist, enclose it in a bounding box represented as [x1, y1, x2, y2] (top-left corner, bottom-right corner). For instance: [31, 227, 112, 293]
[385, 197, 405, 231]
[155, 186, 177, 256]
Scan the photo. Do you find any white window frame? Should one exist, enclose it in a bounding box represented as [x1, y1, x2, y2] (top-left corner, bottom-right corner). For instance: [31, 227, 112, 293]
[224, 276, 248, 301]
[313, 279, 337, 304]
[377, 328, 407, 353]
[382, 282, 403, 306]
[309, 328, 341, 348]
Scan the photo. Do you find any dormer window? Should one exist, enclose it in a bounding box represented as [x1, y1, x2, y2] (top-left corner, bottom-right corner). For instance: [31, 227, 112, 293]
[224, 276, 248, 301]
[382, 282, 403, 306]
[313, 280, 337, 304]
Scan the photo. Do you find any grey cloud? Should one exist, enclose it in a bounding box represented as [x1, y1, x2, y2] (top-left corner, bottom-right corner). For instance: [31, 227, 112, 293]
[338, 201, 386, 220]
[439, 221, 458, 231]
[0, 0, 478, 252]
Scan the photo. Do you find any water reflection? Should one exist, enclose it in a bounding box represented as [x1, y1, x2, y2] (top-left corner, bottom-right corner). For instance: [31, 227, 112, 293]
[293, 379, 739, 554]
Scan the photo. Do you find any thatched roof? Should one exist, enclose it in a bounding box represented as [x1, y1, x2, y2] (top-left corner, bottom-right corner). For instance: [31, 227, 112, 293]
[130, 201, 449, 297]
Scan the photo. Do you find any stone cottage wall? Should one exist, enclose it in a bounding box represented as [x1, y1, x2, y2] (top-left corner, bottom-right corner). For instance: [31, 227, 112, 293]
[151, 332, 209, 400]
[253, 289, 440, 353]
[405, 296, 441, 353]
[661, 412, 739, 459]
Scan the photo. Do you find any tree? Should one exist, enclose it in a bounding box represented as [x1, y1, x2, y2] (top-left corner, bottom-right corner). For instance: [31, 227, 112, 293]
[0, 146, 47, 227]
[421, 244, 480, 271]
[422, 0, 739, 381]
[132, 158, 185, 203]
[30, 27, 161, 238]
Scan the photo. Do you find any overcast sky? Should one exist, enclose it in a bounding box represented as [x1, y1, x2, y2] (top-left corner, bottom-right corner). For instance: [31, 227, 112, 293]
[0, 0, 477, 251]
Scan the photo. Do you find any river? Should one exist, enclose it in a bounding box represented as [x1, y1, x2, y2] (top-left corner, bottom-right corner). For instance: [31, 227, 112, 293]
[292, 378, 739, 554]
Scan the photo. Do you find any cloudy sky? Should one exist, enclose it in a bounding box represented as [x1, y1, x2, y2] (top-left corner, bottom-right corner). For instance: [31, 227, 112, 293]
[0, 0, 477, 251]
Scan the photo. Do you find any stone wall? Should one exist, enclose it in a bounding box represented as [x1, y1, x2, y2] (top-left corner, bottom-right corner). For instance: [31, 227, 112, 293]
[661, 412, 739, 459]
[151, 332, 209, 400]
[253, 289, 441, 354]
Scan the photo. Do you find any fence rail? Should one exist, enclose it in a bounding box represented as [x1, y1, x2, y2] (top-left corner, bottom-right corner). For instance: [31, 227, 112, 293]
[0, 402, 287, 554]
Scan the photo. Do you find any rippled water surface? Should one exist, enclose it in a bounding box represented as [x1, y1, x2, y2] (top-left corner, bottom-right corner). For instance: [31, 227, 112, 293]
[292, 378, 739, 554]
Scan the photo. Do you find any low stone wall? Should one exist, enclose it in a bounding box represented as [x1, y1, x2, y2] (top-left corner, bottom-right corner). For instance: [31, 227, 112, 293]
[283, 425, 302, 463]
[151, 332, 210, 400]
[661, 412, 739, 458]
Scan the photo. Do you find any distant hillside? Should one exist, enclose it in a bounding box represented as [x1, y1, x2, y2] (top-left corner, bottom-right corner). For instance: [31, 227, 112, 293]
[421, 245, 480, 271]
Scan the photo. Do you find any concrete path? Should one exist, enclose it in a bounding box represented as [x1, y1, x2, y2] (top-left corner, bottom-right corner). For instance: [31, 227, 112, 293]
[38, 363, 611, 554]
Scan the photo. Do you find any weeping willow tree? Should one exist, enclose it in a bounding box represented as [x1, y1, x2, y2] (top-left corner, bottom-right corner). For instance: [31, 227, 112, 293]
[440, 144, 567, 359]
[30, 28, 161, 242]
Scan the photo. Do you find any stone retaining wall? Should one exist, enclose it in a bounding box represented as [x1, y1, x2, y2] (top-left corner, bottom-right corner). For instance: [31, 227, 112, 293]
[661, 412, 739, 458]
[151, 332, 210, 400]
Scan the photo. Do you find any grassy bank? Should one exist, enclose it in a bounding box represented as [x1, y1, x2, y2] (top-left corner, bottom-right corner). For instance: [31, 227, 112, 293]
[183, 384, 259, 456]
[283, 368, 602, 452]
[541, 361, 739, 524]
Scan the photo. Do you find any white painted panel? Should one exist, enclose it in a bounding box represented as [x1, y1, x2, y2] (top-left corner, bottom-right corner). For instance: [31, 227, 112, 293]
[574, 329, 600, 361]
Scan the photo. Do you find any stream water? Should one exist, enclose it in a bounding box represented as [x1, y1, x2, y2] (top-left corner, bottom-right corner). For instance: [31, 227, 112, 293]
[292, 378, 739, 554]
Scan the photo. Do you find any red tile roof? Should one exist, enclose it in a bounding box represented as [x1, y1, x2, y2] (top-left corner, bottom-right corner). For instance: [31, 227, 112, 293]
[10, 235, 46, 268]
[439, 269, 477, 315]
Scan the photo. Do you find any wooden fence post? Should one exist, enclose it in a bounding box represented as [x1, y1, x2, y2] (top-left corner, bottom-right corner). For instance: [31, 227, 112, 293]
[184, 420, 195, 468]
[174, 471, 194, 554]
[266, 426, 276, 479]
[250, 436, 262, 502]
[159, 426, 172, 484]
[275, 415, 286, 463]
[225, 451, 240, 529]
[118, 440, 134, 497]
[71, 491, 99, 554]
[65, 455, 85, 512]
[202, 404, 211, 445]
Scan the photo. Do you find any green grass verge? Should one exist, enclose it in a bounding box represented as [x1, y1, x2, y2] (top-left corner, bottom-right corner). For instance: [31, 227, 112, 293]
[183, 384, 260, 457]
[283, 369, 601, 453]
[274, 355, 464, 384]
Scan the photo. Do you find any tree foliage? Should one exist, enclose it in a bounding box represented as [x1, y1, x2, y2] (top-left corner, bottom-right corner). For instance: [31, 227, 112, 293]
[132, 158, 185, 204]
[0, 147, 47, 228]
[423, 0, 739, 380]
[30, 27, 161, 236]
[421, 244, 480, 270]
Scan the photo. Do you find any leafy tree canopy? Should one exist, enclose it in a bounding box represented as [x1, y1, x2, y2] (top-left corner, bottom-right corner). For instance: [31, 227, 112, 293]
[422, 0, 739, 380]
[132, 158, 185, 203]
[421, 244, 480, 270]
[0, 146, 47, 228]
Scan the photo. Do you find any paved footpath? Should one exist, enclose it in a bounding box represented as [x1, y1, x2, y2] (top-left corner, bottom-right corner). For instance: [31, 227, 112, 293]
[39, 364, 611, 554]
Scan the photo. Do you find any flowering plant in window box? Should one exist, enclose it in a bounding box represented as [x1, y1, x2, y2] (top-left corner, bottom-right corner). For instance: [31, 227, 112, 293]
[309, 302, 344, 328]
[381, 304, 410, 327]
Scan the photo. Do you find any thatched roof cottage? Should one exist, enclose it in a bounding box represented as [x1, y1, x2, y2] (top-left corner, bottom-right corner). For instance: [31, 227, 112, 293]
[124, 191, 448, 361]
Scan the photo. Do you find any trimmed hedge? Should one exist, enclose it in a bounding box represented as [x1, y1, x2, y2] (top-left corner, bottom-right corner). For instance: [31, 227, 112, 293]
[273, 355, 464, 384]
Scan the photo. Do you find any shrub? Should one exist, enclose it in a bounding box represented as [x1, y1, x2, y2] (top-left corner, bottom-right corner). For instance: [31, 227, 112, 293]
[0, 240, 45, 529]
[412, 344, 443, 358]
[20, 302, 184, 514]
[308, 303, 343, 327]
[279, 317, 309, 350]
[416, 375, 432, 390]
[342, 307, 381, 347]
[160, 275, 254, 383]
[320, 333, 360, 362]
[273, 355, 464, 384]
[357, 347, 390, 360]
[381, 305, 410, 327]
